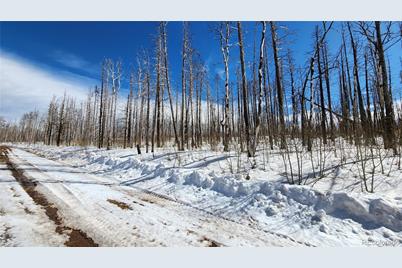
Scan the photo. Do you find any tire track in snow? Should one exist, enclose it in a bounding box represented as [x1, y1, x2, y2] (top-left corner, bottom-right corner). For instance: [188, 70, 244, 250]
[7, 149, 189, 246]
[0, 146, 98, 247]
[118, 185, 316, 247]
[12, 146, 315, 247]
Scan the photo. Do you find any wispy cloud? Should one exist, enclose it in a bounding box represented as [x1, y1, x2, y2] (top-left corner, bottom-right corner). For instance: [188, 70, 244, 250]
[50, 50, 98, 76]
[215, 67, 224, 80]
[0, 51, 96, 121]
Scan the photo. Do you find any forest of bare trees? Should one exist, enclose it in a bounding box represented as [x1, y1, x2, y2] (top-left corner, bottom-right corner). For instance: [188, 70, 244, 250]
[1, 21, 401, 188]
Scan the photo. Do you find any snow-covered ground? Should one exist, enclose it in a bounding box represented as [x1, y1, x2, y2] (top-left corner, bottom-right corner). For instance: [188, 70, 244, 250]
[0, 146, 303, 246]
[2, 142, 402, 246]
[0, 157, 67, 246]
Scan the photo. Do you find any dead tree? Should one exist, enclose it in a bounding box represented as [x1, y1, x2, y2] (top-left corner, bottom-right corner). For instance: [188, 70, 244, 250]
[160, 22, 180, 150]
[299, 22, 333, 149]
[347, 23, 368, 134]
[218, 22, 231, 152]
[316, 27, 328, 145]
[358, 21, 398, 153]
[145, 68, 151, 153]
[56, 93, 66, 146]
[270, 21, 286, 149]
[45, 96, 57, 145]
[322, 39, 335, 141]
[98, 62, 106, 148]
[180, 23, 189, 151]
[237, 21, 252, 156]
[375, 22, 397, 153]
[252, 21, 266, 156]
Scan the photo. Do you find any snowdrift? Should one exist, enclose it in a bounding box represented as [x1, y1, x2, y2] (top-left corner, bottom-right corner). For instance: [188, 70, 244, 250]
[17, 144, 402, 237]
[176, 171, 402, 232]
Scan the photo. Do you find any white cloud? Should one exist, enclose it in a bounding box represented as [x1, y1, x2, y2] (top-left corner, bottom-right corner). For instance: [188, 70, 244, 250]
[50, 50, 98, 75]
[0, 51, 96, 121]
[215, 67, 225, 80]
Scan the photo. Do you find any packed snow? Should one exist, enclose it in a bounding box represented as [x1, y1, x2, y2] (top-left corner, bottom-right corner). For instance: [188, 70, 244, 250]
[0, 146, 302, 246]
[0, 160, 67, 246]
[2, 142, 400, 247]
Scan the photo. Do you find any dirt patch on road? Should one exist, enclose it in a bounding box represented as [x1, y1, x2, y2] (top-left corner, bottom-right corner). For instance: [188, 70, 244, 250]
[139, 195, 167, 207]
[64, 229, 98, 247]
[187, 229, 222, 247]
[200, 236, 221, 247]
[0, 145, 98, 247]
[0, 146, 11, 164]
[107, 199, 132, 210]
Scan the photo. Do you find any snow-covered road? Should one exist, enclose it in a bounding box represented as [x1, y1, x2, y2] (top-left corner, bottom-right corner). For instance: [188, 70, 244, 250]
[0, 146, 305, 246]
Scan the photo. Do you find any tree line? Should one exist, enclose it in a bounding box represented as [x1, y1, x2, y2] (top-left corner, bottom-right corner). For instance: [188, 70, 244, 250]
[1, 21, 401, 160]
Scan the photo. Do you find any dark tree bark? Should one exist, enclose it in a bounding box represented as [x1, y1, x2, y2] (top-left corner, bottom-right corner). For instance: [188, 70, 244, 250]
[270, 21, 286, 149]
[237, 21, 252, 156]
[252, 21, 266, 156]
[219, 22, 231, 152]
[316, 28, 327, 145]
[160, 22, 180, 150]
[375, 21, 397, 153]
[347, 23, 368, 134]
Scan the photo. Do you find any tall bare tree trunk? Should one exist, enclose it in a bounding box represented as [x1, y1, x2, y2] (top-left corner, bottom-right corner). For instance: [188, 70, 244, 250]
[160, 22, 180, 150]
[56, 93, 66, 146]
[270, 22, 286, 149]
[347, 23, 368, 135]
[237, 21, 252, 156]
[375, 21, 397, 154]
[316, 28, 327, 145]
[219, 22, 231, 152]
[180, 23, 188, 151]
[252, 21, 266, 156]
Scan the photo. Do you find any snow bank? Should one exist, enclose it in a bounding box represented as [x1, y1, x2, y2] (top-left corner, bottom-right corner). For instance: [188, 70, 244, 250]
[270, 185, 402, 232]
[313, 193, 402, 232]
[176, 173, 402, 232]
[15, 143, 402, 234]
[182, 171, 260, 197]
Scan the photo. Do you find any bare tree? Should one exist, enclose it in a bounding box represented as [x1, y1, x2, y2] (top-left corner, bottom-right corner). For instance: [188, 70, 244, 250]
[160, 22, 180, 150]
[252, 21, 266, 156]
[270, 21, 286, 149]
[237, 21, 252, 156]
[218, 22, 232, 151]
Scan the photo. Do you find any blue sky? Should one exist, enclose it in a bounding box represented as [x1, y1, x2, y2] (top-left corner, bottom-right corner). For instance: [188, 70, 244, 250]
[0, 21, 401, 121]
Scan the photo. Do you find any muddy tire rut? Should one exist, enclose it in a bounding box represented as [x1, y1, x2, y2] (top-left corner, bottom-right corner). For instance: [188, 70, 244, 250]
[0, 146, 98, 247]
